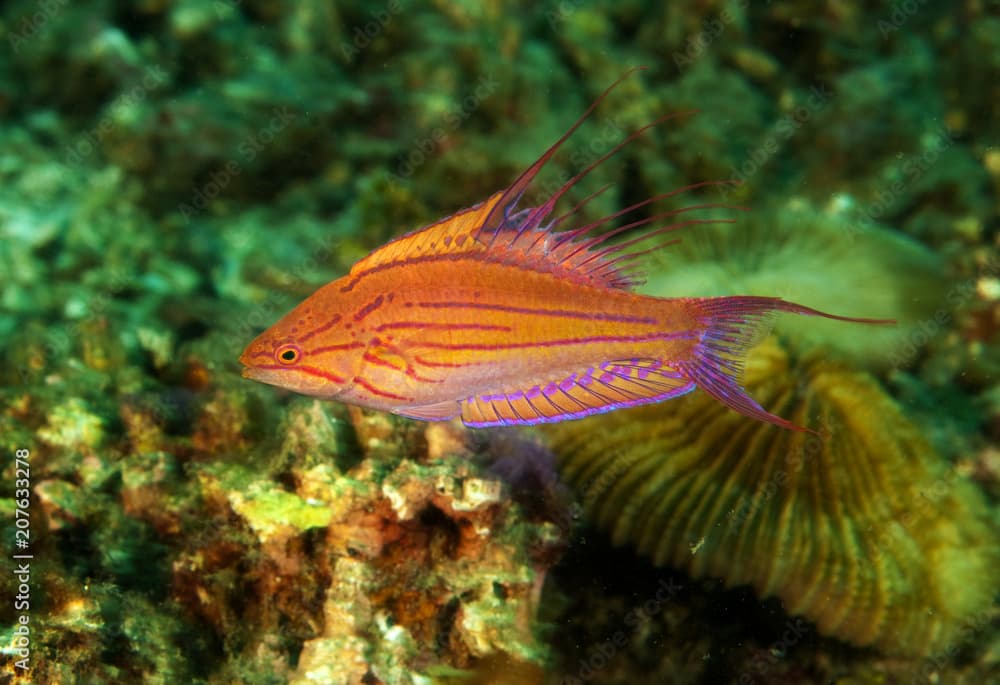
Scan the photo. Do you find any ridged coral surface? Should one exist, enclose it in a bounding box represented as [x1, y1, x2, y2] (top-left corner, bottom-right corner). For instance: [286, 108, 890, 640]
[545, 338, 999, 656]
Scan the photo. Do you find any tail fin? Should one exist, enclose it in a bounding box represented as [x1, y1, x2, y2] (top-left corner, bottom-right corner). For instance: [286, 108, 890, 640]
[678, 296, 894, 433]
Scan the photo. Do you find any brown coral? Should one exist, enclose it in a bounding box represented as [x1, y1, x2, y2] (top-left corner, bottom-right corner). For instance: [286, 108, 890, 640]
[543, 337, 998, 657]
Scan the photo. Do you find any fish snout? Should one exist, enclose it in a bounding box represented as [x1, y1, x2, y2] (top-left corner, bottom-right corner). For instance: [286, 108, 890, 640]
[239, 354, 256, 380]
[239, 344, 268, 379]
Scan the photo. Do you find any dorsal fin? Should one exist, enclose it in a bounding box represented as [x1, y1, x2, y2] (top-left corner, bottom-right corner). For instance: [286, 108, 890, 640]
[351, 67, 744, 292]
[473, 66, 649, 243]
[348, 191, 504, 277]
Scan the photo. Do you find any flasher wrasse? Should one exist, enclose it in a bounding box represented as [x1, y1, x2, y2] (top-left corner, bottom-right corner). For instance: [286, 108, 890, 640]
[240, 68, 890, 432]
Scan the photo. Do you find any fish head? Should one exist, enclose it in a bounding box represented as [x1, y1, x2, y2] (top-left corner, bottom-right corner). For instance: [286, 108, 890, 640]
[239, 301, 357, 398]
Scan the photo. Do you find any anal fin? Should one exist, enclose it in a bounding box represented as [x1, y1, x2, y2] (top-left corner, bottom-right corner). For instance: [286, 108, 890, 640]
[461, 359, 695, 427]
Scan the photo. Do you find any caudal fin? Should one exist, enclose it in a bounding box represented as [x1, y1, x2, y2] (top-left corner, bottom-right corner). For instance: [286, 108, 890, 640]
[678, 296, 894, 433]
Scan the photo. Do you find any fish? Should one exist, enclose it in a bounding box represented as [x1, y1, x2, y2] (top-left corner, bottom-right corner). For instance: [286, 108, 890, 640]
[239, 67, 891, 432]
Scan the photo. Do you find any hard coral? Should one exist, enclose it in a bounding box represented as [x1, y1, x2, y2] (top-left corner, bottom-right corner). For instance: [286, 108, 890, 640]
[168, 408, 560, 685]
[543, 337, 999, 657]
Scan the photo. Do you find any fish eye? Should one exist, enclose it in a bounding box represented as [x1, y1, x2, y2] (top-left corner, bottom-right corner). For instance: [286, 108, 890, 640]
[275, 344, 302, 365]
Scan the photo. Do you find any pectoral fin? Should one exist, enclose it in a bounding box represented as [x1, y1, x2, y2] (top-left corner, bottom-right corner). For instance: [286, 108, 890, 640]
[394, 400, 461, 421]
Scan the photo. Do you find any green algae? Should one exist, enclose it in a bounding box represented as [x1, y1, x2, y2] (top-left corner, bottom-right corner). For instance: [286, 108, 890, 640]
[203, 465, 334, 539]
[36, 398, 106, 451]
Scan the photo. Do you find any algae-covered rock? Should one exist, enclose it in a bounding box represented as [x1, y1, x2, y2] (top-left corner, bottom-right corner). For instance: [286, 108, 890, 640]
[37, 398, 105, 451]
[165, 413, 562, 685]
[212, 468, 334, 542]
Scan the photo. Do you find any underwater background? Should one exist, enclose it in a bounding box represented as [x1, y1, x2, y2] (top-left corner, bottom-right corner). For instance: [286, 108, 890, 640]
[1, 1, 999, 683]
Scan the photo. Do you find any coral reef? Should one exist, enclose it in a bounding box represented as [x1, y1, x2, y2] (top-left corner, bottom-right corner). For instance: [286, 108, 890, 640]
[543, 337, 999, 657]
[1, 0, 998, 683]
[2, 390, 565, 684]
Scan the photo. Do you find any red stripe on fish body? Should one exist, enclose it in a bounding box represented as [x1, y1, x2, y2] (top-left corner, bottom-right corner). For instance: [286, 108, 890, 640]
[326, 259, 701, 413]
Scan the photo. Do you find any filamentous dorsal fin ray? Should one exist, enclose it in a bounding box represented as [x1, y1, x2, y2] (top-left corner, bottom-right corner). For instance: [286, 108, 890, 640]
[348, 66, 744, 292]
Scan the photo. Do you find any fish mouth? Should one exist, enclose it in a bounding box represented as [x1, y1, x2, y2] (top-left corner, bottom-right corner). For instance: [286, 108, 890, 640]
[239, 354, 272, 383]
[239, 349, 265, 380]
[239, 353, 255, 379]
[239, 364, 285, 388]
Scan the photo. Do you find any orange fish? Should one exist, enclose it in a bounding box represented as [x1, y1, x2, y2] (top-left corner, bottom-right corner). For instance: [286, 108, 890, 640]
[240, 68, 890, 432]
